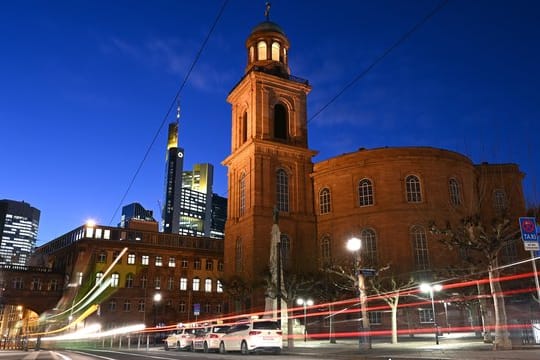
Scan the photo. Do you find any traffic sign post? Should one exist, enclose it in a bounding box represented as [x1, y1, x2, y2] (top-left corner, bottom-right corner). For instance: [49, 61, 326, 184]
[519, 217, 540, 303]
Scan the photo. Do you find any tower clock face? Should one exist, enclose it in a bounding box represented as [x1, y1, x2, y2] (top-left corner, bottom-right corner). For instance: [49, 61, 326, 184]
[178, 151, 184, 158]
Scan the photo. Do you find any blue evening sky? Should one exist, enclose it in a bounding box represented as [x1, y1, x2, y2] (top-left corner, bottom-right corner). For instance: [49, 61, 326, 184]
[1, 0, 538, 244]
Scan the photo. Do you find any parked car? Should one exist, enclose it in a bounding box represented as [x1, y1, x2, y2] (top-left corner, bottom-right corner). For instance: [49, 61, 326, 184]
[192, 324, 231, 352]
[219, 319, 282, 355]
[163, 325, 205, 351]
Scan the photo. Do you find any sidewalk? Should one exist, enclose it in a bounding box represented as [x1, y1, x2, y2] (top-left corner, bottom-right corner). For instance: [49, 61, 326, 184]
[283, 333, 540, 359]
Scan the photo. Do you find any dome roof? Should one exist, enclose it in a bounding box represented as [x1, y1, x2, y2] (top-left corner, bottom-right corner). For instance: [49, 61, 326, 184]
[250, 21, 286, 36]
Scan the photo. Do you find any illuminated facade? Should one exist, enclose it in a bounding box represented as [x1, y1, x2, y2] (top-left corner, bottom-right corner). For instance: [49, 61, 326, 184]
[0, 199, 40, 266]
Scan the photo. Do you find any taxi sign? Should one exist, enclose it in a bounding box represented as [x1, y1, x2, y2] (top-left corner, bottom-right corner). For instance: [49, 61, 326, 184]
[519, 217, 539, 251]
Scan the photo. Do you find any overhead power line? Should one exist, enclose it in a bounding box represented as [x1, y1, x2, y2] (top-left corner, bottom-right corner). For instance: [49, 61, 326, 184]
[108, 0, 230, 225]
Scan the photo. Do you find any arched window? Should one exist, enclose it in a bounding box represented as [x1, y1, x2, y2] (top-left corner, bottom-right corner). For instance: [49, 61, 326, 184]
[321, 236, 331, 264]
[242, 112, 248, 143]
[273, 104, 287, 140]
[280, 234, 290, 268]
[319, 188, 331, 214]
[235, 237, 243, 273]
[271, 42, 280, 61]
[361, 228, 377, 266]
[276, 169, 289, 212]
[411, 226, 429, 270]
[239, 172, 246, 216]
[257, 41, 267, 60]
[111, 273, 120, 288]
[406, 175, 422, 203]
[358, 179, 374, 206]
[125, 273, 134, 288]
[448, 178, 461, 206]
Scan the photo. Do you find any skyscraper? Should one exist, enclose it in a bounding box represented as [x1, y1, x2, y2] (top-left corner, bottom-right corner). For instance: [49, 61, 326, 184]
[0, 199, 40, 265]
[162, 106, 185, 234]
[179, 163, 214, 237]
[119, 202, 156, 228]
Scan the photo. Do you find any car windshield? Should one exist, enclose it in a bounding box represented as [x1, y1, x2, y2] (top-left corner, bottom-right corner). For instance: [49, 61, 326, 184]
[213, 325, 230, 333]
[253, 321, 279, 330]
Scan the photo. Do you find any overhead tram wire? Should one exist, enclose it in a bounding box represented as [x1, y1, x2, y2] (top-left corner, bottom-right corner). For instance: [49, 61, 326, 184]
[308, 0, 450, 124]
[108, 0, 230, 226]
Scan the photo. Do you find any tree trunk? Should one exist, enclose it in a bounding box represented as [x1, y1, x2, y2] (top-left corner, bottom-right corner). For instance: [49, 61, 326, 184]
[488, 263, 512, 350]
[391, 302, 398, 344]
[477, 282, 492, 343]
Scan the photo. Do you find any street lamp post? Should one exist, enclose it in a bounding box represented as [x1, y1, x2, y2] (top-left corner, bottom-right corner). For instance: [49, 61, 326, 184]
[346, 237, 371, 350]
[420, 283, 442, 345]
[153, 292, 162, 327]
[296, 298, 313, 342]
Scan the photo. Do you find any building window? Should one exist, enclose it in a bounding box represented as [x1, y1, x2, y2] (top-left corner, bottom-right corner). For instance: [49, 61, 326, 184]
[239, 172, 246, 216]
[369, 311, 382, 325]
[204, 302, 211, 313]
[48, 279, 58, 291]
[205, 278, 212, 292]
[218, 261, 224, 272]
[168, 257, 176, 267]
[111, 273, 120, 288]
[321, 236, 331, 264]
[235, 237, 243, 273]
[31, 278, 41, 291]
[406, 175, 422, 203]
[276, 169, 289, 212]
[493, 189, 507, 210]
[112, 251, 121, 264]
[127, 253, 136, 265]
[108, 299, 117, 312]
[140, 275, 147, 289]
[319, 188, 331, 214]
[217, 280, 223, 293]
[242, 112, 248, 143]
[154, 276, 161, 290]
[125, 273, 134, 288]
[138, 300, 145, 312]
[411, 225, 429, 270]
[97, 252, 107, 263]
[257, 40, 267, 60]
[419, 308, 434, 323]
[361, 228, 378, 267]
[194, 258, 201, 270]
[96, 272, 104, 284]
[358, 178, 374, 206]
[271, 41, 280, 61]
[141, 255, 149, 265]
[180, 277, 187, 291]
[448, 178, 461, 206]
[206, 259, 213, 271]
[181, 258, 188, 268]
[274, 104, 287, 140]
[167, 276, 174, 290]
[123, 300, 131, 312]
[179, 301, 186, 313]
[193, 278, 200, 291]
[155, 256, 163, 267]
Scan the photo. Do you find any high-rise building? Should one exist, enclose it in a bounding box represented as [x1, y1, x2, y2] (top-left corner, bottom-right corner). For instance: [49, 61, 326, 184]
[179, 163, 214, 237]
[119, 202, 156, 228]
[0, 199, 40, 266]
[210, 193, 227, 239]
[162, 110, 185, 234]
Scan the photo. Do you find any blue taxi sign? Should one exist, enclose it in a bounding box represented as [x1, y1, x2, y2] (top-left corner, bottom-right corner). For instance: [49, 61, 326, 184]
[519, 217, 539, 251]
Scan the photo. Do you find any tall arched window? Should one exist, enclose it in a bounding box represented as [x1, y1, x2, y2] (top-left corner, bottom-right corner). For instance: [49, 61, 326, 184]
[235, 237, 243, 273]
[411, 225, 429, 270]
[448, 178, 461, 206]
[361, 228, 377, 266]
[321, 236, 331, 264]
[406, 175, 422, 203]
[257, 41, 267, 60]
[319, 188, 331, 214]
[242, 112, 248, 143]
[358, 179, 374, 206]
[274, 104, 287, 140]
[276, 169, 289, 212]
[271, 42, 280, 61]
[239, 172, 246, 216]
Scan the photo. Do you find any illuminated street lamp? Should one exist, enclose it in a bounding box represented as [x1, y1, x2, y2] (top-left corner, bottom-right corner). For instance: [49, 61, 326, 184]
[296, 298, 314, 342]
[420, 283, 443, 345]
[153, 293, 162, 327]
[346, 237, 371, 350]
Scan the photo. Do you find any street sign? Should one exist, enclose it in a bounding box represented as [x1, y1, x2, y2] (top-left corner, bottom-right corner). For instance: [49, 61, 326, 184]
[535, 225, 540, 258]
[519, 217, 539, 251]
[361, 268, 377, 277]
[193, 303, 200, 316]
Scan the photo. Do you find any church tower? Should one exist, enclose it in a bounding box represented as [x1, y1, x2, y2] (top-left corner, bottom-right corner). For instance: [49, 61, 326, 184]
[222, 8, 318, 312]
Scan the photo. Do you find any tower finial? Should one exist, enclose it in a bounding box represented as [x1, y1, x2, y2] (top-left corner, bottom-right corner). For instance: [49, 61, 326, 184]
[264, 1, 271, 21]
[176, 101, 180, 125]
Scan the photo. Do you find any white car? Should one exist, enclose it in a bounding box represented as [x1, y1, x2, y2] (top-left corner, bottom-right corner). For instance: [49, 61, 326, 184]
[192, 324, 231, 352]
[163, 326, 205, 351]
[219, 319, 282, 355]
